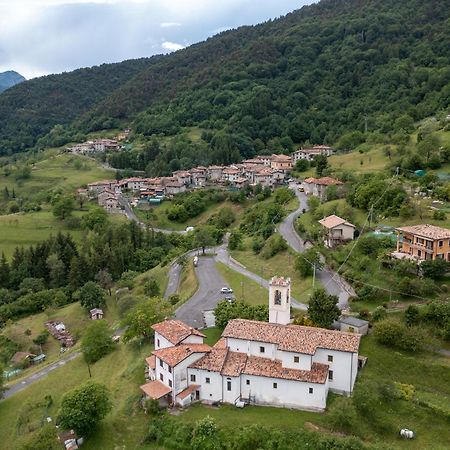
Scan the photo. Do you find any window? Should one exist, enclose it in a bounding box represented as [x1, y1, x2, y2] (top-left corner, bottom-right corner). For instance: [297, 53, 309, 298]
[168, 379, 172, 387]
[157, 339, 160, 347]
[160, 374, 164, 382]
[206, 377, 210, 384]
[274, 289, 281, 305]
[168, 366, 172, 373]
[273, 382, 278, 389]
[260, 346, 265, 353]
[327, 355, 333, 362]
[329, 370, 334, 381]
[439, 240, 443, 248]
[159, 359, 163, 368]
[190, 374, 196, 382]
[227, 381, 232, 391]
[294, 356, 299, 363]
[246, 379, 250, 385]
[309, 388, 313, 394]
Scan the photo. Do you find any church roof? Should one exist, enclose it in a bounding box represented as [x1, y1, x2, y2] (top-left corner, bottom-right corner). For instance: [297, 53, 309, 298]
[153, 344, 211, 367]
[152, 320, 206, 345]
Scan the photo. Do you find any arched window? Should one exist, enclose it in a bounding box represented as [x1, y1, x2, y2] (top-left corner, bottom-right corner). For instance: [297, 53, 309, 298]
[274, 290, 282, 305]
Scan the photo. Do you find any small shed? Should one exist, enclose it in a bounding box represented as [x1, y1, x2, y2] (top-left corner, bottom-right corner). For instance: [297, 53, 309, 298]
[32, 354, 46, 365]
[338, 316, 369, 335]
[90, 308, 104, 320]
[11, 352, 36, 365]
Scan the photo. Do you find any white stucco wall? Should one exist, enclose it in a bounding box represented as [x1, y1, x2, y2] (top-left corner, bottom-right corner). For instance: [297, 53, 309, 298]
[173, 353, 208, 396]
[313, 349, 356, 395]
[223, 376, 241, 404]
[188, 368, 223, 403]
[240, 375, 328, 410]
[154, 332, 173, 350]
[227, 338, 277, 360]
[279, 351, 312, 371]
[180, 335, 204, 345]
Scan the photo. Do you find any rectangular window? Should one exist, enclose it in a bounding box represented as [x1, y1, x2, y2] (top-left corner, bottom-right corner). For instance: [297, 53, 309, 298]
[168, 366, 172, 373]
[206, 377, 210, 384]
[157, 339, 160, 347]
[439, 240, 443, 248]
[309, 388, 313, 394]
[294, 356, 299, 363]
[160, 374, 164, 382]
[227, 381, 231, 391]
[260, 346, 265, 353]
[168, 379, 172, 387]
[328, 355, 333, 362]
[246, 380, 250, 385]
[190, 374, 196, 382]
[273, 382, 278, 389]
[159, 359, 163, 368]
[329, 370, 334, 381]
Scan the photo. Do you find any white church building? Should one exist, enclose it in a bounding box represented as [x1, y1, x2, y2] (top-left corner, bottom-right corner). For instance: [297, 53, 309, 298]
[140, 277, 361, 411]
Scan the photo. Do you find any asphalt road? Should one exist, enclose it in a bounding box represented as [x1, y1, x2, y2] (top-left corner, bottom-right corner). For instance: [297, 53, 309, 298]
[174, 256, 228, 328]
[3, 351, 81, 399]
[277, 182, 355, 310]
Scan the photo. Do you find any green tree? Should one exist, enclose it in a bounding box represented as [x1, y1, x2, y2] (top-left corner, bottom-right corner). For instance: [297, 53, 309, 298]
[122, 298, 172, 342]
[307, 288, 340, 328]
[191, 416, 221, 450]
[52, 195, 75, 220]
[295, 159, 309, 172]
[295, 248, 322, 277]
[0, 253, 10, 288]
[404, 304, 420, 326]
[194, 226, 217, 255]
[144, 278, 160, 297]
[81, 320, 114, 364]
[421, 258, 448, 279]
[33, 330, 49, 346]
[82, 207, 108, 230]
[315, 155, 328, 177]
[0, 362, 5, 397]
[58, 381, 112, 436]
[95, 269, 113, 295]
[228, 231, 243, 250]
[20, 424, 59, 450]
[74, 281, 105, 310]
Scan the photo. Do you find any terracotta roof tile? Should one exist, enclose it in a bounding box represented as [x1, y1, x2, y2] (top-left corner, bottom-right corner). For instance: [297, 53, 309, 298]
[243, 357, 328, 384]
[213, 338, 227, 349]
[396, 224, 450, 240]
[270, 276, 290, 287]
[221, 351, 248, 377]
[152, 320, 206, 345]
[177, 384, 200, 400]
[153, 344, 211, 367]
[189, 348, 228, 372]
[222, 319, 361, 354]
[319, 215, 355, 229]
[140, 380, 171, 399]
[146, 355, 156, 370]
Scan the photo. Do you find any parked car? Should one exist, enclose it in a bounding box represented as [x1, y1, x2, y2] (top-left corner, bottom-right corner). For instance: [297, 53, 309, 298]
[193, 256, 198, 267]
[220, 287, 233, 294]
[185, 226, 195, 232]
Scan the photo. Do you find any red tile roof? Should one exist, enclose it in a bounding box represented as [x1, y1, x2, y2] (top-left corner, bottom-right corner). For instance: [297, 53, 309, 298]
[396, 224, 450, 240]
[152, 320, 206, 345]
[176, 384, 199, 400]
[213, 337, 227, 349]
[221, 351, 247, 377]
[140, 380, 171, 399]
[146, 355, 156, 370]
[153, 344, 211, 367]
[189, 348, 228, 372]
[304, 177, 342, 186]
[270, 276, 290, 287]
[222, 319, 361, 354]
[319, 215, 355, 229]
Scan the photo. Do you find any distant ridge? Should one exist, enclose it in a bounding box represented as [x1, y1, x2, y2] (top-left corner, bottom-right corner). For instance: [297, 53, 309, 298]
[0, 71, 25, 93]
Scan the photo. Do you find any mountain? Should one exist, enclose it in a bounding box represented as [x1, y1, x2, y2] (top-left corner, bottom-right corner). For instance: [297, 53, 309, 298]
[0, 71, 25, 93]
[0, 0, 449, 155]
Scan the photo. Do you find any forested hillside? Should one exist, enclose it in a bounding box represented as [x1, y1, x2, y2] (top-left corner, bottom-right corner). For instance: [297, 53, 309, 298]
[0, 0, 449, 154]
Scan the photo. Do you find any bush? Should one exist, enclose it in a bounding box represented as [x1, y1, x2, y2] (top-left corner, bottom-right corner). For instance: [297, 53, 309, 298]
[433, 209, 446, 220]
[371, 306, 387, 322]
[421, 258, 449, 279]
[260, 234, 287, 259]
[252, 236, 265, 254]
[373, 319, 422, 351]
[328, 397, 357, 432]
[404, 304, 420, 326]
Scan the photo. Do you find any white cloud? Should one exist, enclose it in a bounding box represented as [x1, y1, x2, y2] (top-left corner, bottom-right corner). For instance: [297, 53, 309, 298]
[160, 22, 181, 28]
[161, 41, 185, 52]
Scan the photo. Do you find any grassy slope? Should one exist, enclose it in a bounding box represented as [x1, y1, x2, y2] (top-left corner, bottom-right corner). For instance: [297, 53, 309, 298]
[177, 259, 199, 302]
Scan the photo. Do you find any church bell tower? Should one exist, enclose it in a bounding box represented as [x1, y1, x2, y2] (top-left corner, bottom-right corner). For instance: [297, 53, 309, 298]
[269, 276, 291, 325]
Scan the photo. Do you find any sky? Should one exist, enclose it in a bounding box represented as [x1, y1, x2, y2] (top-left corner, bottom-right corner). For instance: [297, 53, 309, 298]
[0, 0, 314, 80]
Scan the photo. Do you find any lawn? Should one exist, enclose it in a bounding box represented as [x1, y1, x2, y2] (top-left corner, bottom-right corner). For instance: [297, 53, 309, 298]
[328, 146, 390, 174]
[130, 264, 170, 299]
[215, 261, 269, 306]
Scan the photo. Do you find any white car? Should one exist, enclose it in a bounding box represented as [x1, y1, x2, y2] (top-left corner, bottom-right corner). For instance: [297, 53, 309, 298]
[185, 226, 195, 232]
[220, 287, 233, 294]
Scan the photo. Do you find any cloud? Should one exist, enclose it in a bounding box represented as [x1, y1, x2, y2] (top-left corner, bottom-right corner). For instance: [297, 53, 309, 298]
[0, 0, 315, 79]
[160, 22, 181, 28]
[161, 41, 185, 52]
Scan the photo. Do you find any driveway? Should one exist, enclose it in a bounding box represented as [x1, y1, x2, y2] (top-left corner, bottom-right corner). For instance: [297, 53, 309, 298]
[174, 256, 228, 328]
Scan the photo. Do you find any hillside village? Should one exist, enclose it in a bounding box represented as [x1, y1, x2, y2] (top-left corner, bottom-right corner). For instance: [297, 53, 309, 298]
[0, 0, 450, 449]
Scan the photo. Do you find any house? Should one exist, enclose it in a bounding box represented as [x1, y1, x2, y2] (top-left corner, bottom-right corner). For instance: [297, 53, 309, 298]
[207, 166, 224, 182]
[173, 171, 192, 186]
[319, 215, 355, 248]
[255, 155, 273, 167]
[190, 168, 207, 187]
[163, 178, 186, 196]
[253, 168, 273, 188]
[140, 277, 361, 411]
[334, 316, 369, 335]
[233, 177, 249, 189]
[87, 180, 117, 195]
[394, 224, 450, 262]
[90, 308, 104, 320]
[11, 351, 36, 366]
[222, 167, 241, 184]
[270, 154, 292, 173]
[303, 177, 343, 200]
[93, 138, 119, 152]
[292, 145, 334, 163]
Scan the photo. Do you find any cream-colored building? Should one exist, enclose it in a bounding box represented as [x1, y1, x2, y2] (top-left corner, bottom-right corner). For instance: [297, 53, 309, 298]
[319, 215, 355, 248]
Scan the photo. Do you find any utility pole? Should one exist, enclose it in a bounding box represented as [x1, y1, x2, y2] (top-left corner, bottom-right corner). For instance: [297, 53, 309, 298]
[312, 263, 316, 290]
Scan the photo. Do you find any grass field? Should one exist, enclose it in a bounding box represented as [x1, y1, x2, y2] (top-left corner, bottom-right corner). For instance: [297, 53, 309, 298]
[177, 259, 199, 302]
[129, 264, 170, 299]
[135, 199, 247, 232]
[215, 261, 269, 306]
[328, 146, 390, 173]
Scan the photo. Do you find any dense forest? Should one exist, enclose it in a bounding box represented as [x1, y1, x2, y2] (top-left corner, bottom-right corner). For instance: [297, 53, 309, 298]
[0, 0, 449, 156]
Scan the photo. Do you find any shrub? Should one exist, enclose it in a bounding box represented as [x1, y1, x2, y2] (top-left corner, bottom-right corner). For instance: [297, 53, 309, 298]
[260, 234, 287, 259]
[328, 397, 357, 432]
[404, 304, 420, 326]
[433, 210, 446, 220]
[373, 319, 422, 351]
[371, 306, 387, 322]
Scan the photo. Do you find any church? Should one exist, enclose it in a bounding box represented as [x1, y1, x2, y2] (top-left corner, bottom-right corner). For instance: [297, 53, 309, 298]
[140, 276, 361, 411]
